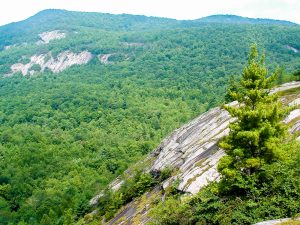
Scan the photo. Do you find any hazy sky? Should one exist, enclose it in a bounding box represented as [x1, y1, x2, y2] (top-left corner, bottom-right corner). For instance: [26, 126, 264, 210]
[0, 0, 300, 26]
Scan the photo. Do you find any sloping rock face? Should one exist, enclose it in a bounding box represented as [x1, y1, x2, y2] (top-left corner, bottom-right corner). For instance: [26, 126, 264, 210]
[106, 186, 161, 225]
[6, 51, 93, 76]
[45, 51, 92, 73]
[151, 103, 237, 194]
[286, 45, 299, 53]
[254, 217, 300, 225]
[270, 81, 300, 94]
[89, 177, 124, 206]
[37, 30, 66, 44]
[90, 82, 300, 224]
[4, 44, 16, 50]
[283, 108, 300, 123]
[122, 42, 144, 47]
[149, 83, 300, 194]
[98, 54, 115, 64]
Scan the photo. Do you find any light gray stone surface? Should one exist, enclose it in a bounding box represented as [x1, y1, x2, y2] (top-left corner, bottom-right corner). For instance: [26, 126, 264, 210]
[288, 97, 300, 106]
[283, 109, 300, 123]
[150, 105, 236, 194]
[254, 217, 300, 225]
[286, 45, 299, 53]
[6, 51, 92, 76]
[98, 54, 115, 64]
[270, 81, 300, 94]
[38, 30, 66, 44]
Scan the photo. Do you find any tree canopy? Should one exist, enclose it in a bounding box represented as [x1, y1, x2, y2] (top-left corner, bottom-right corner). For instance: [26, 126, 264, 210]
[218, 45, 287, 195]
[1, 10, 300, 224]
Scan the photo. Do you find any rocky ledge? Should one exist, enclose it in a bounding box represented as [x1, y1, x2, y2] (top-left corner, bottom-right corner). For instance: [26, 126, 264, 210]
[37, 30, 67, 44]
[90, 82, 300, 224]
[150, 82, 300, 195]
[5, 51, 93, 76]
[150, 102, 237, 194]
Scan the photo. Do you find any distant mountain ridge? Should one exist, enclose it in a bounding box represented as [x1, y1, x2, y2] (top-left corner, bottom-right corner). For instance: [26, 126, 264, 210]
[197, 14, 297, 26]
[13, 9, 300, 26]
[0, 9, 297, 47]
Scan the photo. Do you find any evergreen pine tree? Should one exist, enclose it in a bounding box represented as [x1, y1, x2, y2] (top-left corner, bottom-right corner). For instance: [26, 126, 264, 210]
[225, 75, 241, 103]
[218, 45, 287, 195]
[293, 69, 300, 81]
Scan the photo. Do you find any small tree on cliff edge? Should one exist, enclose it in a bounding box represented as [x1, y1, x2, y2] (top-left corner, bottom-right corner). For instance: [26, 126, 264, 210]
[218, 45, 287, 195]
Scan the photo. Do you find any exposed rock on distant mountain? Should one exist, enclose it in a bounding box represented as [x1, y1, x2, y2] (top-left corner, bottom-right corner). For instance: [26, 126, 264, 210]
[4, 44, 16, 50]
[5, 51, 92, 76]
[122, 42, 144, 47]
[98, 54, 116, 64]
[37, 30, 67, 44]
[286, 45, 299, 53]
[98, 53, 130, 64]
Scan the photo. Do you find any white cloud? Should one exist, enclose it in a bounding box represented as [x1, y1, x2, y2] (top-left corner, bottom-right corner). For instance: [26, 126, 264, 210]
[0, 0, 299, 26]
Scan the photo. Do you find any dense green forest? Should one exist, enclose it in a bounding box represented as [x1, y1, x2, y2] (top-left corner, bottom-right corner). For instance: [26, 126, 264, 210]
[0, 10, 300, 224]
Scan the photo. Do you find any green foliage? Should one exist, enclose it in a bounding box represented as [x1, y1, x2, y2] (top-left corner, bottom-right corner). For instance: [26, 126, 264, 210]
[225, 75, 241, 103]
[149, 196, 192, 225]
[0, 10, 300, 225]
[293, 69, 300, 80]
[30, 64, 41, 72]
[98, 171, 157, 220]
[158, 167, 172, 181]
[218, 45, 288, 195]
[189, 141, 300, 224]
[0, 63, 203, 224]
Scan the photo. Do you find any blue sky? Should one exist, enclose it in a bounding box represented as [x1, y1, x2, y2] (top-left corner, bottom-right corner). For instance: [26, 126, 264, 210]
[0, 0, 300, 26]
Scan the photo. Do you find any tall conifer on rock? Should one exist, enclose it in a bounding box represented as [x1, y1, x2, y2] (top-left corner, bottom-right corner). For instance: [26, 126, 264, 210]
[218, 45, 287, 195]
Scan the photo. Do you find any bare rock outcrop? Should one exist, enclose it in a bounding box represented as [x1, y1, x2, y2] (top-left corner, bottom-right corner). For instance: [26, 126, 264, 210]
[254, 217, 300, 225]
[286, 45, 299, 53]
[37, 30, 66, 44]
[98, 54, 115, 64]
[4, 44, 16, 50]
[283, 108, 300, 123]
[45, 51, 92, 73]
[122, 42, 144, 47]
[151, 103, 237, 194]
[289, 98, 300, 106]
[6, 51, 93, 76]
[270, 81, 300, 94]
[90, 82, 300, 224]
[98, 53, 130, 64]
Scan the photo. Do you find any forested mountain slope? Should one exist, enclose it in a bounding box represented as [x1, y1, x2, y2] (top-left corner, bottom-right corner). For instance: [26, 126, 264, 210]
[196, 14, 296, 25]
[0, 10, 296, 47]
[0, 10, 300, 224]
